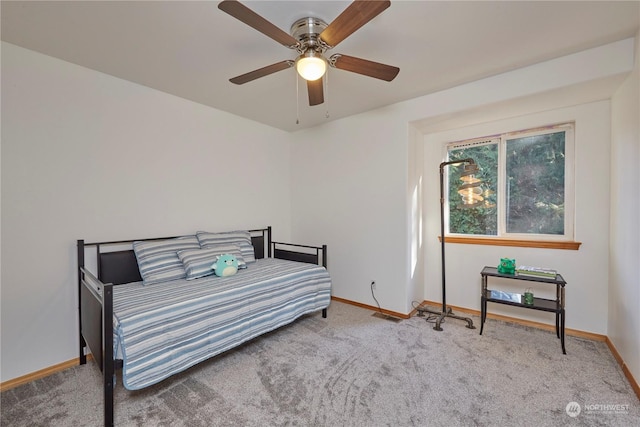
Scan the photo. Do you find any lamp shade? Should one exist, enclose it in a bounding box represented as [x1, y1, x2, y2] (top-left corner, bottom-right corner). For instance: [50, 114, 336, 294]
[458, 163, 484, 208]
[296, 51, 327, 81]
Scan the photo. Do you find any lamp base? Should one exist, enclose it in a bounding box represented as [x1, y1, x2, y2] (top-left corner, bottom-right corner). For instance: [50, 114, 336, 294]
[416, 305, 476, 331]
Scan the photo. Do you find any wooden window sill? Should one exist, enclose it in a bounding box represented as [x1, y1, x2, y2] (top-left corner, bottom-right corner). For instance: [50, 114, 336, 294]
[438, 236, 581, 250]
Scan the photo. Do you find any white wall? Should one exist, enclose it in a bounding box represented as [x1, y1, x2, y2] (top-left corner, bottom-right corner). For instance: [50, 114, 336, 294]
[290, 112, 410, 313]
[609, 29, 640, 386]
[291, 39, 635, 325]
[2, 35, 637, 384]
[423, 101, 611, 334]
[0, 42, 294, 382]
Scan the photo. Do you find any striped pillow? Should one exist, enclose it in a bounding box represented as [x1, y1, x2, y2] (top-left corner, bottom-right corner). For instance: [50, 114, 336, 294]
[133, 236, 200, 285]
[177, 245, 246, 280]
[196, 230, 256, 264]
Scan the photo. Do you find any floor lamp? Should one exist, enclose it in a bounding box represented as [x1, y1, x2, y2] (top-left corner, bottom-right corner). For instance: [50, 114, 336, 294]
[418, 158, 483, 331]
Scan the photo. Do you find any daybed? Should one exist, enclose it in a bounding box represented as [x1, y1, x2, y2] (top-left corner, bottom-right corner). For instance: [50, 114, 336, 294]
[77, 227, 331, 426]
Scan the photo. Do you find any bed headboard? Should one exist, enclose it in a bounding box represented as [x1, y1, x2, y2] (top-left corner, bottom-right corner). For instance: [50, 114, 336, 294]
[80, 227, 271, 285]
[100, 250, 142, 285]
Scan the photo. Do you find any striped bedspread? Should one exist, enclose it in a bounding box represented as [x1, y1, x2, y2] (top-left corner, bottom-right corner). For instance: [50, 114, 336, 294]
[112, 258, 331, 390]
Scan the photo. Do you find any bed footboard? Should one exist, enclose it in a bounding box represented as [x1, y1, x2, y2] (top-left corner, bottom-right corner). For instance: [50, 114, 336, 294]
[272, 240, 328, 318]
[77, 240, 116, 427]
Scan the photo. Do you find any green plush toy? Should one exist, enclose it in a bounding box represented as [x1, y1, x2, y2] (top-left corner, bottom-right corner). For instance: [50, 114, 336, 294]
[211, 254, 239, 277]
[497, 258, 516, 275]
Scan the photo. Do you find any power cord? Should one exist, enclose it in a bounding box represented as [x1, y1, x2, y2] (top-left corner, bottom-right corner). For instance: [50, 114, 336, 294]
[370, 282, 402, 322]
[412, 300, 442, 325]
[371, 281, 384, 315]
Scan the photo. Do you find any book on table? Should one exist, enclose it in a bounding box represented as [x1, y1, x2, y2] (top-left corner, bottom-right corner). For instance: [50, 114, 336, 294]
[489, 290, 522, 303]
[516, 265, 557, 278]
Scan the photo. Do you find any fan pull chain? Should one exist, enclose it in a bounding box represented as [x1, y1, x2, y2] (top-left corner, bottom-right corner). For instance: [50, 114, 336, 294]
[325, 70, 330, 119]
[295, 73, 300, 125]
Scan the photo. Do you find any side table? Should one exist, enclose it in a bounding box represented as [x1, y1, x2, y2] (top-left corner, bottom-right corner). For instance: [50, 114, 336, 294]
[480, 266, 567, 354]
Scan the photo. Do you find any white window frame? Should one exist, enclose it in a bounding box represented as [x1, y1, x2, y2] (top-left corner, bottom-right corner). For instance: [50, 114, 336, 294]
[446, 122, 575, 242]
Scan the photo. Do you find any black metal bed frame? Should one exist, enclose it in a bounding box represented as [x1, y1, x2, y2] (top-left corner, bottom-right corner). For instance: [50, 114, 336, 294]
[77, 226, 327, 426]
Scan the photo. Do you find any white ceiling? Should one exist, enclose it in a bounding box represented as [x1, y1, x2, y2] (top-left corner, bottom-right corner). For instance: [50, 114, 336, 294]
[2, 1, 639, 132]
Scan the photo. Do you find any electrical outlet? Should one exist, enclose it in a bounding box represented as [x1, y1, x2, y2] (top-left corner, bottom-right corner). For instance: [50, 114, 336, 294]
[371, 280, 376, 290]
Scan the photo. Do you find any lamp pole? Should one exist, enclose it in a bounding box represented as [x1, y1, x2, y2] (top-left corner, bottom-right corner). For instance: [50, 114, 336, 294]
[418, 158, 479, 331]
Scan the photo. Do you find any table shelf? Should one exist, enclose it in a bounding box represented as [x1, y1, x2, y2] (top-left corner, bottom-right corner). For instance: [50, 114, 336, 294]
[483, 289, 560, 312]
[480, 266, 566, 354]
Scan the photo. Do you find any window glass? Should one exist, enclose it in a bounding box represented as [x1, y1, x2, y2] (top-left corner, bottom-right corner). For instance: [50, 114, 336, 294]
[506, 131, 565, 235]
[448, 143, 497, 235]
[446, 123, 573, 240]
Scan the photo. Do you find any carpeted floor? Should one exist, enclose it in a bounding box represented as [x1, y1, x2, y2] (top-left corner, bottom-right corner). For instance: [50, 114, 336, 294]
[1, 301, 638, 426]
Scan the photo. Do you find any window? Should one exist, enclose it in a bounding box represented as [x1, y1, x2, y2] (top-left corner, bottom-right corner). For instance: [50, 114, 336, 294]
[446, 123, 574, 241]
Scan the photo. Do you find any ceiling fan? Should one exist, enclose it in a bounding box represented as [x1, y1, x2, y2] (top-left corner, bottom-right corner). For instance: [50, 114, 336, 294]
[218, 0, 400, 106]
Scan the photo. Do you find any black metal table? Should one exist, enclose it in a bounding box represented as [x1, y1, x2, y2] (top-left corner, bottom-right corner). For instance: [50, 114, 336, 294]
[480, 266, 567, 354]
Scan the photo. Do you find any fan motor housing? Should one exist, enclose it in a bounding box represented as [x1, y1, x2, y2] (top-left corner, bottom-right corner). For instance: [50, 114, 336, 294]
[291, 17, 328, 51]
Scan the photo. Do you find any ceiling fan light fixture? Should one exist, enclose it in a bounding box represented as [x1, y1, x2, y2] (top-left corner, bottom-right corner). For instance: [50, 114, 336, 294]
[296, 51, 327, 81]
[219, 0, 399, 107]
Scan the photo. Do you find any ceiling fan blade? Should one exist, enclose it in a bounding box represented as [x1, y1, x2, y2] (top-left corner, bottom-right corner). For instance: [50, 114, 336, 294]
[229, 60, 294, 85]
[320, 0, 391, 48]
[218, 0, 300, 48]
[307, 78, 324, 106]
[330, 54, 399, 81]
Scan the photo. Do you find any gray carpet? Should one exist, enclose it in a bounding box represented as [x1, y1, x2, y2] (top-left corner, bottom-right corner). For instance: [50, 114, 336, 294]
[2, 301, 638, 426]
